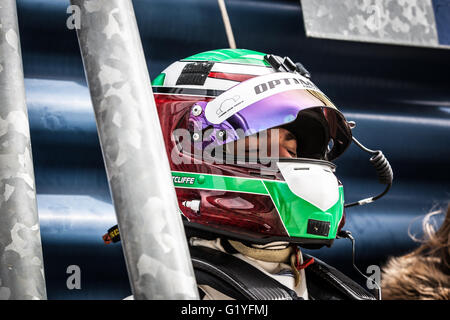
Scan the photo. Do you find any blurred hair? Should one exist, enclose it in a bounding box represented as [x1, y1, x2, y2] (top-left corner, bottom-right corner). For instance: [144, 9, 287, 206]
[381, 204, 450, 300]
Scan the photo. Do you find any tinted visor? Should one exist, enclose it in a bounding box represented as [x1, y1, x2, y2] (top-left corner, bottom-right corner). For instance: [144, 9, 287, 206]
[224, 90, 349, 159]
[190, 91, 351, 160]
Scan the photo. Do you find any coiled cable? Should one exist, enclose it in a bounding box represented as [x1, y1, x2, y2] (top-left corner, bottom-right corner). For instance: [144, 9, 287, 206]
[344, 137, 393, 208]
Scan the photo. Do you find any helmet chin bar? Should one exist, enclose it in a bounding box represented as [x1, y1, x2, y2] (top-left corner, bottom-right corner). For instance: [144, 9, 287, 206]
[344, 133, 394, 208]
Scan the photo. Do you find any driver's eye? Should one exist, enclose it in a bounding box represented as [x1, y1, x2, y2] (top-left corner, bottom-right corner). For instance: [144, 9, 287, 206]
[288, 150, 297, 157]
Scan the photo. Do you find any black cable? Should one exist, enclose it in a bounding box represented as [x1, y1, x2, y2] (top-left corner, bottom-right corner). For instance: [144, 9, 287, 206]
[338, 230, 382, 300]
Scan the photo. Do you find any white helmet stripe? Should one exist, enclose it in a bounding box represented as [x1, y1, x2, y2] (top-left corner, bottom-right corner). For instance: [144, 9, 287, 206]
[205, 72, 324, 124]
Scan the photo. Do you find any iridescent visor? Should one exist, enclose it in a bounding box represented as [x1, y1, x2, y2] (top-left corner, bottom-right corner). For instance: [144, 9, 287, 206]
[218, 89, 336, 134]
[191, 72, 352, 159]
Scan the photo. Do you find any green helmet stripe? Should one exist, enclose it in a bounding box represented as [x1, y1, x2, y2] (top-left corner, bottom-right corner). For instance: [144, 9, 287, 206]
[152, 73, 166, 86]
[172, 171, 268, 195]
[182, 49, 270, 67]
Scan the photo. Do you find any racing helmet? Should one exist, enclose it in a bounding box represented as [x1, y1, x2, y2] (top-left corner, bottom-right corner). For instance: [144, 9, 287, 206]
[153, 49, 352, 248]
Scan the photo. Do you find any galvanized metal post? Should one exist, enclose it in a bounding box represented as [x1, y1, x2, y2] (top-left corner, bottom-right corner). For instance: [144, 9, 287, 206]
[0, 0, 47, 300]
[70, 0, 199, 299]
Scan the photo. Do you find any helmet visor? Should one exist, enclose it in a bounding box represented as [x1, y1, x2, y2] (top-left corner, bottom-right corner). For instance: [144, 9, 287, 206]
[189, 72, 352, 160]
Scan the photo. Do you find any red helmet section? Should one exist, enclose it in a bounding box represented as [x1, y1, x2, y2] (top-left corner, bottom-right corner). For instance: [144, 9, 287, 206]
[155, 94, 289, 241]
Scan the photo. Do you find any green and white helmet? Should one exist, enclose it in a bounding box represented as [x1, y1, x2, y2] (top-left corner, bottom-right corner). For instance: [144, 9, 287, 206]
[153, 49, 353, 247]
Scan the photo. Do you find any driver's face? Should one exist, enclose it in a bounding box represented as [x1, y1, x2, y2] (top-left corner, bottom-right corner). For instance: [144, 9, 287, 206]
[226, 127, 298, 159]
[275, 128, 298, 158]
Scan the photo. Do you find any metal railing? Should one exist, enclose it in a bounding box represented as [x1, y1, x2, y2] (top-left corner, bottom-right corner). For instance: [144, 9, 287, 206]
[70, 0, 199, 300]
[0, 0, 47, 300]
[0, 0, 199, 300]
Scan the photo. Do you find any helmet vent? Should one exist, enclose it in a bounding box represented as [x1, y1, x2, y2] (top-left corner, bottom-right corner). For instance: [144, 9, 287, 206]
[307, 219, 331, 237]
[176, 62, 214, 86]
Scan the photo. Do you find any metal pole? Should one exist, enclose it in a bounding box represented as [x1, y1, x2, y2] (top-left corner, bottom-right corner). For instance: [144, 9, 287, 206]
[217, 0, 236, 49]
[70, 0, 199, 299]
[0, 0, 47, 300]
